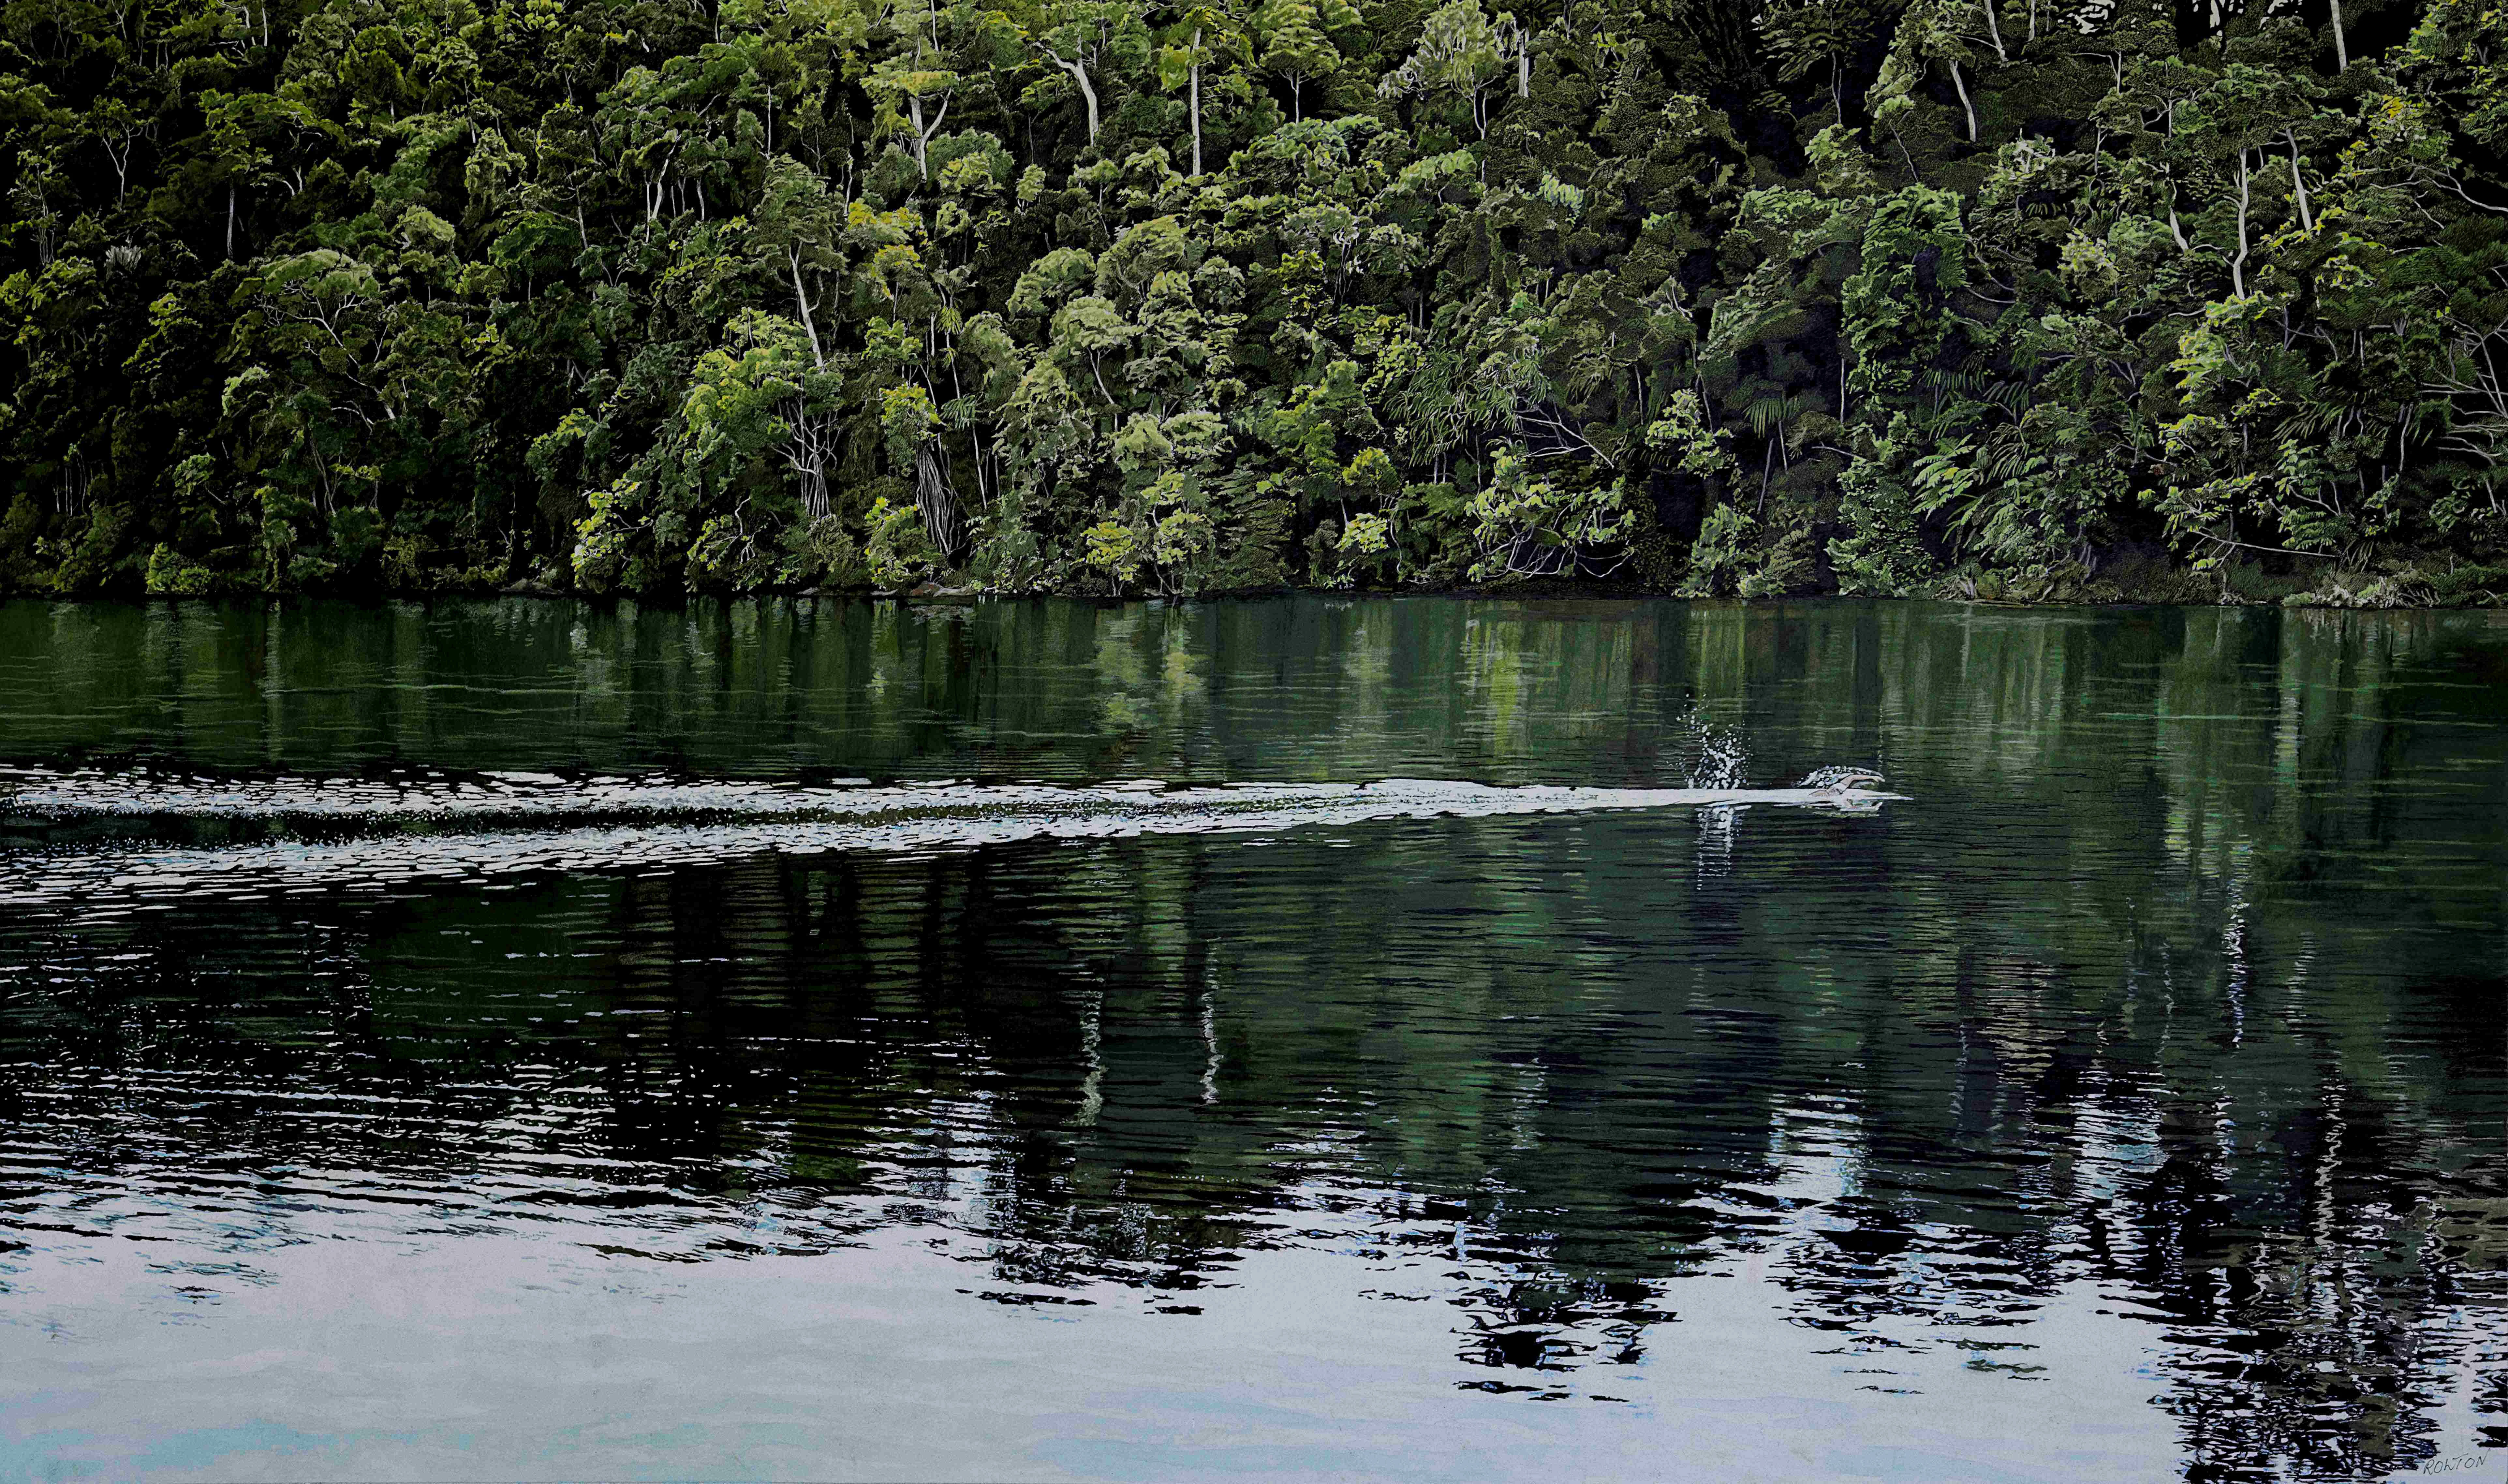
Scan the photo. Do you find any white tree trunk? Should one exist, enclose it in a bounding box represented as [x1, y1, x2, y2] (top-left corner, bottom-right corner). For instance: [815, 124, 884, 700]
[2230, 152, 2251, 298]
[789, 249, 826, 369]
[1055, 56, 1100, 141]
[916, 444, 964, 559]
[907, 91, 952, 177]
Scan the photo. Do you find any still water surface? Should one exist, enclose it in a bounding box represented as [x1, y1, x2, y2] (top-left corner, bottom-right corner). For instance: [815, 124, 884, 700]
[0, 596, 2502, 1482]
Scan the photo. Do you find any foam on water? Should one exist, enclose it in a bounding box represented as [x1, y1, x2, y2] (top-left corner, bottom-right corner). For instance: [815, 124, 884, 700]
[0, 764, 903, 822]
[0, 767, 1895, 922]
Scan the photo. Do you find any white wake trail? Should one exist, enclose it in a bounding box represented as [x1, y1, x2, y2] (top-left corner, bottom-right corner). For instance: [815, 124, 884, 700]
[0, 773, 1896, 923]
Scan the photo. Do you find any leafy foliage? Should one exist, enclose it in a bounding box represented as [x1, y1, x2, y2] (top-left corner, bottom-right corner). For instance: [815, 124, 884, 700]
[2, 0, 2504, 604]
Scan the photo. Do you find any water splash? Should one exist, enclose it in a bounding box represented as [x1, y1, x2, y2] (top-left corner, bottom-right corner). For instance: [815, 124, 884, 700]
[1682, 716, 1751, 791]
[1677, 717, 1757, 882]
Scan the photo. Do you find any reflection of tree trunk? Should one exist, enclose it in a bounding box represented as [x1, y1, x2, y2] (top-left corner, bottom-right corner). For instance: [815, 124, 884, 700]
[915, 443, 964, 560]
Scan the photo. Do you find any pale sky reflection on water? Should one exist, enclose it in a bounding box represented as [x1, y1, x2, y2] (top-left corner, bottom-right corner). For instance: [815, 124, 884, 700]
[7, 1185, 2185, 1484]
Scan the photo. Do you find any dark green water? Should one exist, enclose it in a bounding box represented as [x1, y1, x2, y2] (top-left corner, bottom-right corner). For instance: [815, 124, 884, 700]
[0, 596, 2502, 1483]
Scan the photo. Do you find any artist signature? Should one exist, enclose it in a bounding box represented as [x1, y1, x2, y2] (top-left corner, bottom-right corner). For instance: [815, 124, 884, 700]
[2420, 1451, 2496, 1476]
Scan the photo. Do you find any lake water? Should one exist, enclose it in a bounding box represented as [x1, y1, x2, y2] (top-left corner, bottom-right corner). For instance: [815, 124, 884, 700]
[0, 595, 2502, 1483]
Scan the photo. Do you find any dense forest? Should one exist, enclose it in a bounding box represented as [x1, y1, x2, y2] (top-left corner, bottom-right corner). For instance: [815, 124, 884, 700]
[2, 0, 2505, 603]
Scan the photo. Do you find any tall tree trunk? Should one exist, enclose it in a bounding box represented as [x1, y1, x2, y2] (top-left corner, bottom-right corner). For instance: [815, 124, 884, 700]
[789, 250, 825, 369]
[1054, 57, 1100, 141]
[1189, 36, 1203, 175]
[2230, 152, 2250, 299]
[1947, 58, 1977, 142]
[907, 91, 951, 176]
[916, 444, 964, 560]
[2329, 0, 2348, 69]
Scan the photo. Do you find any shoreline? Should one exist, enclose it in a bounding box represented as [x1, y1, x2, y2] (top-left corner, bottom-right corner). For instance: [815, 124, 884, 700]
[7, 575, 2501, 612]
